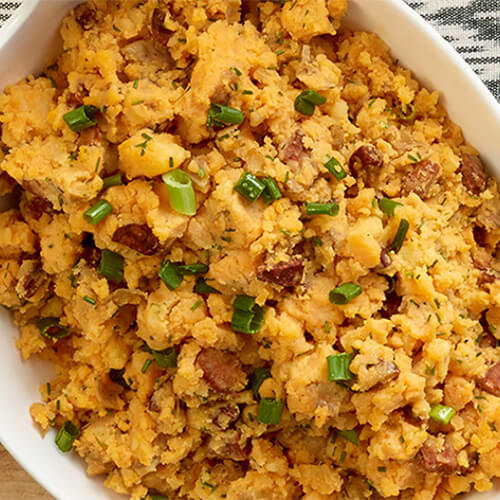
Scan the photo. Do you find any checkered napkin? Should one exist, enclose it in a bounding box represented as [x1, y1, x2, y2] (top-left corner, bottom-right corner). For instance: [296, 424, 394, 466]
[0, 0, 498, 100]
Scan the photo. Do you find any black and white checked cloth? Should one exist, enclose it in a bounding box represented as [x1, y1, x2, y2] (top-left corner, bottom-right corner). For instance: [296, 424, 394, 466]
[0, 1, 498, 100]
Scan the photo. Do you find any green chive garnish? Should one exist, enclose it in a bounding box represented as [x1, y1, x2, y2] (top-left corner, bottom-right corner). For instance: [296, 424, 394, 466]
[388, 219, 409, 253]
[305, 202, 339, 216]
[55, 421, 80, 452]
[429, 404, 455, 424]
[63, 105, 99, 133]
[324, 156, 346, 180]
[329, 283, 362, 305]
[98, 249, 124, 284]
[162, 169, 196, 216]
[327, 353, 354, 382]
[143, 344, 177, 368]
[234, 172, 266, 202]
[37, 317, 70, 339]
[250, 367, 271, 398]
[141, 358, 153, 373]
[378, 198, 402, 217]
[194, 278, 221, 294]
[207, 103, 244, 128]
[338, 429, 359, 446]
[294, 89, 326, 116]
[398, 103, 416, 122]
[177, 263, 209, 275]
[101, 173, 123, 190]
[158, 261, 183, 290]
[261, 177, 282, 204]
[257, 398, 284, 424]
[231, 295, 265, 334]
[83, 199, 112, 225]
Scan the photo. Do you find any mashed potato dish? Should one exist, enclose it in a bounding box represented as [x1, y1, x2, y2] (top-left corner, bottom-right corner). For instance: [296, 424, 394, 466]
[1, 1, 500, 499]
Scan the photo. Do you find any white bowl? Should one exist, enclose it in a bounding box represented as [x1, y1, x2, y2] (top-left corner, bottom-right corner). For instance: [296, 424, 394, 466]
[0, 1, 499, 499]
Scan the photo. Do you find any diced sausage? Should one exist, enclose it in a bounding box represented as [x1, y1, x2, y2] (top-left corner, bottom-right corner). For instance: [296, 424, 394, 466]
[151, 8, 171, 47]
[460, 152, 487, 196]
[213, 405, 240, 430]
[256, 258, 304, 287]
[401, 159, 440, 199]
[477, 363, 500, 397]
[473, 225, 487, 247]
[112, 224, 159, 255]
[363, 360, 400, 391]
[280, 130, 308, 165]
[207, 430, 248, 461]
[349, 144, 383, 178]
[15, 259, 49, 302]
[419, 440, 458, 475]
[74, 3, 96, 30]
[197, 348, 247, 393]
[381, 290, 401, 319]
[23, 195, 53, 221]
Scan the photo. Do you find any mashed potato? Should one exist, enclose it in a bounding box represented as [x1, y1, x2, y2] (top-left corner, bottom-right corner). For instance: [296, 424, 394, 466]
[1, 1, 499, 499]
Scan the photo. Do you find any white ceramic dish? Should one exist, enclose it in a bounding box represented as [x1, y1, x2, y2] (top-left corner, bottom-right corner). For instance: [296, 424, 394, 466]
[0, 1, 499, 499]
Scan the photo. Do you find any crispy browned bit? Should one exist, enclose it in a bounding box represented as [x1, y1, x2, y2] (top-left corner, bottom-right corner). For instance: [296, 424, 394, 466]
[473, 225, 488, 247]
[401, 405, 424, 426]
[15, 259, 49, 301]
[22, 195, 53, 221]
[279, 130, 308, 165]
[348, 144, 383, 178]
[363, 360, 400, 391]
[419, 440, 458, 475]
[112, 223, 159, 255]
[344, 183, 359, 198]
[151, 8, 172, 47]
[256, 258, 304, 287]
[380, 289, 401, 319]
[207, 429, 249, 461]
[460, 152, 487, 196]
[81, 233, 101, 267]
[401, 159, 440, 199]
[477, 363, 500, 397]
[213, 405, 240, 430]
[77, 126, 102, 147]
[74, 3, 96, 30]
[197, 348, 247, 393]
[478, 271, 496, 288]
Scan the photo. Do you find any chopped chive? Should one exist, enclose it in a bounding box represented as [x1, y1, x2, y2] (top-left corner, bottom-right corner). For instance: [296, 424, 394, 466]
[294, 89, 326, 116]
[242, 90, 253, 95]
[276, 49, 285, 56]
[429, 404, 455, 424]
[83, 199, 112, 225]
[63, 105, 99, 133]
[230, 66, 242, 76]
[388, 219, 409, 253]
[177, 263, 209, 275]
[191, 299, 202, 311]
[234, 172, 266, 202]
[338, 429, 359, 446]
[304, 202, 339, 216]
[101, 173, 123, 190]
[378, 466, 386, 472]
[329, 283, 362, 305]
[261, 177, 282, 204]
[250, 367, 271, 398]
[133, 79, 139, 89]
[112, 24, 121, 32]
[408, 154, 419, 162]
[257, 398, 284, 424]
[141, 358, 153, 373]
[37, 317, 70, 339]
[327, 353, 354, 381]
[158, 261, 183, 290]
[162, 169, 196, 216]
[324, 156, 346, 180]
[55, 421, 79, 452]
[98, 249, 124, 284]
[398, 103, 416, 122]
[83, 296, 96, 305]
[207, 103, 244, 128]
[378, 198, 402, 217]
[194, 278, 221, 294]
[152, 347, 177, 368]
[231, 295, 265, 334]
[46, 382, 51, 395]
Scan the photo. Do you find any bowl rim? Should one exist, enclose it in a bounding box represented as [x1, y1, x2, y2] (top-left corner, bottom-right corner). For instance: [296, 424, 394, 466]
[0, 1, 499, 499]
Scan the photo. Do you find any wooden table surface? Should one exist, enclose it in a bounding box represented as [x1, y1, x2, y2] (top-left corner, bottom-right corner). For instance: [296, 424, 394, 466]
[0, 444, 54, 500]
